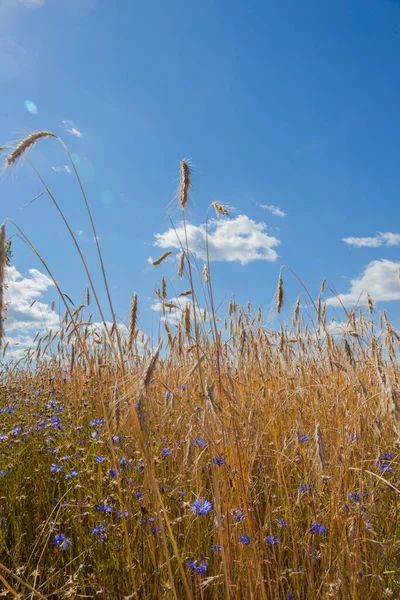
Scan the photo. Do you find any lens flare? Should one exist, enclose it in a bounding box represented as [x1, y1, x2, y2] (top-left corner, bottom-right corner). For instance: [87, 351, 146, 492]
[101, 190, 115, 205]
[24, 100, 38, 115]
[70, 153, 81, 166]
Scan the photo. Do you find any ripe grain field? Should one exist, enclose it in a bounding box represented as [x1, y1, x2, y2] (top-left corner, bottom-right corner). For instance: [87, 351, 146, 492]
[0, 133, 399, 599]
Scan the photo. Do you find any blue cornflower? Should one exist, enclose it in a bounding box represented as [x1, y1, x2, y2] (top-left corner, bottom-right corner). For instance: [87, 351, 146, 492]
[117, 510, 129, 518]
[91, 418, 105, 426]
[109, 468, 117, 478]
[192, 499, 213, 516]
[96, 503, 114, 513]
[91, 430, 99, 440]
[239, 535, 251, 545]
[61, 377, 67, 383]
[0, 470, 8, 477]
[377, 461, 393, 473]
[119, 457, 129, 467]
[266, 535, 280, 545]
[151, 526, 161, 535]
[349, 492, 361, 503]
[65, 470, 79, 479]
[180, 385, 187, 391]
[309, 523, 327, 535]
[165, 391, 173, 399]
[299, 484, 312, 493]
[0, 435, 8, 442]
[91, 524, 106, 535]
[232, 509, 245, 523]
[50, 464, 63, 473]
[193, 437, 207, 448]
[277, 518, 288, 527]
[286, 595, 295, 600]
[53, 533, 72, 550]
[162, 448, 172, 457]
[94, 456, 106, 464]
[133, 491, 144, 500]
[136, 461, 145, 473]
[186, 560, 207, 575]
[210, 544, 222, 552]
[380, 452, 393, 461]
[112, 435, 120, 444]
[213, 457, 225, 466]
[349, 433, 360, 442]
[298, 434, 309, 442]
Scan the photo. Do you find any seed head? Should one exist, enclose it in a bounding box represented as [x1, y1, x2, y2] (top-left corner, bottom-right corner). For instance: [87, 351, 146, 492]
[179, 160, 191, 210]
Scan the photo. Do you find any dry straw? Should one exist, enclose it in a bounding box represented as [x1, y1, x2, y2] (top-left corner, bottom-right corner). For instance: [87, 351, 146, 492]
[5, 132, 56, 166]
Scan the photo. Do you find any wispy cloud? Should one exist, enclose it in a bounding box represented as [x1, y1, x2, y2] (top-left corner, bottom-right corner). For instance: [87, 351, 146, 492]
[342, 232, 400, 248]
[326, 259, 400, 307]
[154, 215, 280, 264]
[61, 120, 83, 138]
[257, 203, 286, 217]
[52, 165, 71, 175]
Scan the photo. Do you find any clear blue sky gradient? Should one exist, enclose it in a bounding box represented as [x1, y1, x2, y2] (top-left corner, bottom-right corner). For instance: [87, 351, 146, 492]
[1, 0, 400, 336]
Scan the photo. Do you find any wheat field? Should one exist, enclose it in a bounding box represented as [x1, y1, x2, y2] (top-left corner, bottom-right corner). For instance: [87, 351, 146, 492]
[0, 134, 399, 599]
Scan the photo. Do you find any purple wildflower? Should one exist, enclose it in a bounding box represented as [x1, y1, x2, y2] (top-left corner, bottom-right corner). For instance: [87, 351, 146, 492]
[192, 499, 213, 516]
[309, 523, 327, 535]
[266, 535, 279, 545]
[53, 533, 72, 550]
[186, 560, 207, 575]
[239, 535, 251, 545]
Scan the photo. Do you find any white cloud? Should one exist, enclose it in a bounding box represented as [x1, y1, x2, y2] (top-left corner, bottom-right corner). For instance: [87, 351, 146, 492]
[258, 203, 286, 217]
[61, 120, 83, 138]
[342, 232, 400, 248]
[151, 296, 207, 326]
[154, 215, 279, 264]
[52, 165, 71, 174]
[3, 266, 59, 359]
[4, 266, 59, 333]
[326, 259, 400, 307]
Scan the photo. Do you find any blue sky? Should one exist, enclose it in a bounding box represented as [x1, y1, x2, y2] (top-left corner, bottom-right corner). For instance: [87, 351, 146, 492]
[2, 0, 400, 354]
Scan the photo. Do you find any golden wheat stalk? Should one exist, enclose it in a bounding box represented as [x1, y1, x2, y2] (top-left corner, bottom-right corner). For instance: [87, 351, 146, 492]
[0, 225, 6, 348]
[179, 160, 191, 209]
[5, 132, 56, 166]
[177, 252, 185, 277]
[276, 273, 284, 314]
[152, 251, 172, 266]
[212, 201, 228, 216]
[129, 293, 138, 348]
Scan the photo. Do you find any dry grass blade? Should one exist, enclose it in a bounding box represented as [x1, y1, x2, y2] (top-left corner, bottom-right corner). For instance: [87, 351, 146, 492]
[152, 251, 172, 266]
